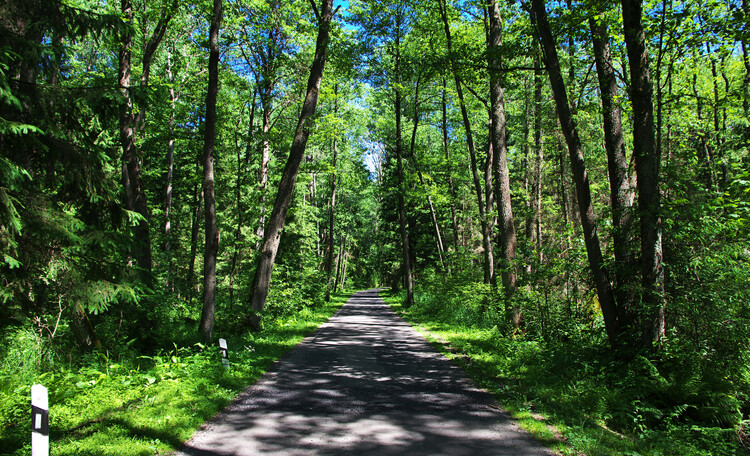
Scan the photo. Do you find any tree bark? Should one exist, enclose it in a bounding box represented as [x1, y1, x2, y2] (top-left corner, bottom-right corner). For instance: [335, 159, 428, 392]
[198, 0, 222, 343]
[442, 80, 460, 251]
[118, 0, 152, 283]
[248, 0, 335, 330]
[255, 93, 272, 245]
[394, 12, 415, 308]
[325, 88, 339, 301]
[188, 184, 204, 292]
[532, 51, 544, 266]
[164, 48, 176, 254]
[119, 0, 177, 284]
[622, 0, 665, 348]
[408, 74, 446, 271]
[163, 48, 177, 290]
[333, 233, 346, 294]
[589, 15, 636, 326]
[229, 92, 256, 309]
[488, 0, 519, 326]
[438, 0, 493, 284]
[532, 0, 619, 346]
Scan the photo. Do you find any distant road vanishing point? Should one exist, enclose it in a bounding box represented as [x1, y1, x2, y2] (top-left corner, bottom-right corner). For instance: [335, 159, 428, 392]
[172, 289, 554, 456]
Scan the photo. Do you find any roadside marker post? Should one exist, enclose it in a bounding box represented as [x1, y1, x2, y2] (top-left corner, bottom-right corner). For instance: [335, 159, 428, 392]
[31, 384, 49, 456]
[219, 338, 230, 369]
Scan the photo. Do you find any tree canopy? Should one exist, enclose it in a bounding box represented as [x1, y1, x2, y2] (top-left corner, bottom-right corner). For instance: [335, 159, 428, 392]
[1, 0, 749, 454]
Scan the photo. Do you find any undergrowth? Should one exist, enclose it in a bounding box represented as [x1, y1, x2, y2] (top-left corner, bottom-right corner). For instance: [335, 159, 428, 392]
[382, 287, 750, 456]
[0, 293, 349, 456]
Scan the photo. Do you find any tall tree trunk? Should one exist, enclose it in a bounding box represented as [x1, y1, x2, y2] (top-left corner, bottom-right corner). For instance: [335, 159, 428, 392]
[442, 80, 460, 251]
[248, 0, 336, 330]
[622, 0, 666, 348]
[229, 93, 256, 309]
[488, 0, 519, 326]
[188, 185, 204, 292]
[532, 52, 544, 266]
[163, 48, 176, 289]
[333, 234, 346, 294]
[325, 88, 339, 301]
[590, 15, 636, 327]
[532, 0, 619, 346]
[119, 0, 176, 284]
[438, 0, 493, 284]
[394, 14, 415, 308]
[119, 0, 152, 284]
[198, 0, 222, 343]
[409, 74, 446, 271]
[255, 94, 272, 246]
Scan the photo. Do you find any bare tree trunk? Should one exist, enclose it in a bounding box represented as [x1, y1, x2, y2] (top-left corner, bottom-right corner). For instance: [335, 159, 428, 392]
[325, 88, 339, 301]
[532, 53, 544, 266]
[229, 92, 256, 309]
[488, 0, 519, 326]
[394, 13, 415, 308]
[119, 0, 152, 283]
[341, 249, 348, 290]
[622, 0, 665, 348]
[255, 96, 272, 245]
[438, 0, 493, 284]
[532, 0, 619, 346]
[198, 0, 222, 343]
[408, 74, 446, 271]
[524, 75, 533, 274]
[333, 234, 346, 294]
[442, 81, 460, 251]
[188, 185, 204, 292]
[119, 0, 176, 285]
[248, 0, 336, 330]
[590, 15, 636, 328]
[163, 48, 176, 275]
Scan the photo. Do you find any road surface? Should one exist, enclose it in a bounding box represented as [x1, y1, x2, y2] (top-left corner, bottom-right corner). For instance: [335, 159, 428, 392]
[173, 289, 553, 455]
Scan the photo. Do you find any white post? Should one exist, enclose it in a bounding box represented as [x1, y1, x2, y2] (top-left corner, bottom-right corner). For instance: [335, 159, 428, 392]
[31, 384, 49, 456]
[218, 338, 229, 369]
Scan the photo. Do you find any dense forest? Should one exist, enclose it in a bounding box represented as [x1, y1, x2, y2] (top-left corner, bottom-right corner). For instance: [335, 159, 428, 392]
[1, 0, 749, 454]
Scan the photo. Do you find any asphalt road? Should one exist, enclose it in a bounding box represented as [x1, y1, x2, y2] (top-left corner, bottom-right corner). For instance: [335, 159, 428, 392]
[173, 289, 554, 455]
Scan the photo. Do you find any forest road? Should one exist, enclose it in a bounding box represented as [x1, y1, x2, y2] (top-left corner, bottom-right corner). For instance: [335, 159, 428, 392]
[172, 289, 554, 456]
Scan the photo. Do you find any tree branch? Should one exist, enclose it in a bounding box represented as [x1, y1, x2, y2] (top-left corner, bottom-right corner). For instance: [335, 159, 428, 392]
[309, 0, 321, 22]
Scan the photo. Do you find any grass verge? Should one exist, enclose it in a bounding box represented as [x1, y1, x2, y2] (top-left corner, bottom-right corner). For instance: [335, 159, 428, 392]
[381, 290, 748, 456]
[0, 293, 349, 456]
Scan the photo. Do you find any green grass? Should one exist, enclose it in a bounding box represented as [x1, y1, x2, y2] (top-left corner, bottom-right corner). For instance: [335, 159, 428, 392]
[382, 290, 749, 456]
[0, 293, 349, 456]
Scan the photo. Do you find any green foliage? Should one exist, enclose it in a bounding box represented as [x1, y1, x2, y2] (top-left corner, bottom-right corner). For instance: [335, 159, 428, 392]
[386, 284, 750, 456]
[0, 294, 349, 455]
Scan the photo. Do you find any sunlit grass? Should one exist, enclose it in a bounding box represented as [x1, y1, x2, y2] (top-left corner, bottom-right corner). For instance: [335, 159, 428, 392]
[382, 290, 743, 456]
[0, 293, 350, 456]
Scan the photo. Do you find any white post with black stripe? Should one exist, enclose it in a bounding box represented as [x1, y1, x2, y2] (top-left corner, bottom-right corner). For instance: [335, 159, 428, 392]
[31, 384, 49, 456]
[218, 338, 229, 369]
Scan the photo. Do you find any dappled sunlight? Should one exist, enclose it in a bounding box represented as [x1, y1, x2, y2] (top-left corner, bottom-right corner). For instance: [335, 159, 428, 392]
[174, 289, 552, 455]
